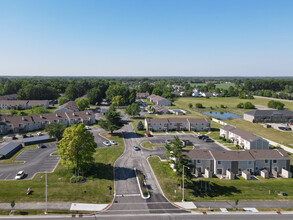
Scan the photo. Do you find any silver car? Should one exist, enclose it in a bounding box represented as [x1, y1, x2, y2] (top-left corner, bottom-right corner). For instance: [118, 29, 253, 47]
[103, 141, 111, 146]
[15, 171, 25, 180]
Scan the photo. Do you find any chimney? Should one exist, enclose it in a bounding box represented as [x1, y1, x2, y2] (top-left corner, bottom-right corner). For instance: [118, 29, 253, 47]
[72, 113, 75, 116]
[22, 117, 25, 121]
[56, 114, 58, 117]
[40, 115, 43, 119]
[86, 111, 89, 115]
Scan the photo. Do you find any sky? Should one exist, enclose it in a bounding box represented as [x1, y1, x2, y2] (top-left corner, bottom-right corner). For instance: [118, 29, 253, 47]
[0, 0, 292, 77]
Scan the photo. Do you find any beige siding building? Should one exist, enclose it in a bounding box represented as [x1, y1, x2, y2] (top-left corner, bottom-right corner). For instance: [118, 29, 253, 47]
[244, 110, 293, 123]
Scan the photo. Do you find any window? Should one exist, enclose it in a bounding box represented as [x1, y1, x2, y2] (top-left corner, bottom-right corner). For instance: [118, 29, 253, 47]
[248, 161, 252, 165]
[197, 160, 201, 164]
[265, 160, 268, 163]
[217, 169, 222, 174]
[217, 161, 222, 165]
[273, 160, 277, 164]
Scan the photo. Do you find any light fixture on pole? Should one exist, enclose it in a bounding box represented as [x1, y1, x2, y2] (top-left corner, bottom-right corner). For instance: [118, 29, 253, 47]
[182, 165, 190, 202]
[45, 172, 48, 214]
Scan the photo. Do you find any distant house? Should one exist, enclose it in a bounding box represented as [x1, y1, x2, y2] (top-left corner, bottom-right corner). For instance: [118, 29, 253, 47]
[55, 101, 79, 113]
[192, 88, 201, 97]
[145, 118, 210, 132]
[0, 100, 49, 109]
[0, 94, 17, 100]
[136, 92, 149, 99]
[220, 125, 269, 150]
[244, 110, 293, 123]
[151, 105, 169, 114]
[0, 110, 96, 135]
[185, 149, 290, 176]
[147, 94, 171, 106]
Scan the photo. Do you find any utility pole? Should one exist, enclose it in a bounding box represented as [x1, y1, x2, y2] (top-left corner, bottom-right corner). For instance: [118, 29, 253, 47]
[182, 165, 190, 202]
[45, 172, 48, 214]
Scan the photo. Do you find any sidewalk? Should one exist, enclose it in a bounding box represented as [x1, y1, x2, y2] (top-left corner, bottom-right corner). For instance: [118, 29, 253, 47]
[0, 202, 108, 211]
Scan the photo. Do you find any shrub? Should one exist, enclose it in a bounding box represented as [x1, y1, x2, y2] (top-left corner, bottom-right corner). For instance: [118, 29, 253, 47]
[188, 103, 193, 109]
[237, 103, 243, 108]
[220, 104, 226, 108]
[137, 121, 144, 131]
[268, 100, 285, 110]
[70, 175, 85, 183]
[243, 102, 255, 109]
[195, 103, 203, 108]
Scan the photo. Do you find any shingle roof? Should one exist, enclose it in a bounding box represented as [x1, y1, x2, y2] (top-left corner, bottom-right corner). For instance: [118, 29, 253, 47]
[145, 118, 169, 124]
[145, 118, 210, 124]
[245, 110, 293, 117]
[211, 150, 255, 161]
[185, 150, 213, 160]
[188, 118, 210, 123]
[221, 125, 259, 142]
[249, 149, 290, 160]
[56, 101, 79, 112]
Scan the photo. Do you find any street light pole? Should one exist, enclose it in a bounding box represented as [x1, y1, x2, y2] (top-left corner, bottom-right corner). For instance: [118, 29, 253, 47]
[182, 165, 190, 202]
[45, 172, 48, 214]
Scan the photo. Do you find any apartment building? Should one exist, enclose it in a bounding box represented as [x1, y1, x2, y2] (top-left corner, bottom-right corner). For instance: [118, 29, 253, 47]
[244, 110, 293, 123]
[54, 101, 79, 113]
[220, 125, 269, 150]
[145, 118, 210, 132]
[147, 94, 172, 106]
[186, 149, 290, 176]
[0, 100, 49, 109]
[0, 110, 95, 135]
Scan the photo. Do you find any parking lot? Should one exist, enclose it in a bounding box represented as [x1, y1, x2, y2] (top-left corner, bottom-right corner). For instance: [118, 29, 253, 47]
[0, 143, 59, 180]
[89, 126, 111, 148]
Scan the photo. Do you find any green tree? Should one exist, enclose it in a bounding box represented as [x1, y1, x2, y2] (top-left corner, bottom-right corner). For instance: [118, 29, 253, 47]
[188, 103, 193, 109]
[112, 96, 125, 106]
[75, 98, 90, 111]
[165, 136, 192, 185]
[236, 103, 244, 108]
[136, 120, 144, 131]
[87, 87, 103, 105]
[268, 100, 285, 110]
[58, 97, 70, 106]
[45, 122, 66, 141]
[125, 103, 140, 117]
[58, 123, 97, 174]
[243, 102, 255, 109]
[195, 103, 203, 108]
[30, 106, 50, 114]
[99, 105, 123, 134]
[65, 84, 79, 101]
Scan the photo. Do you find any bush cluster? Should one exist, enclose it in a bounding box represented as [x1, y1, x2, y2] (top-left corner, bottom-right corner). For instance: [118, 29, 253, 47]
[70, 175, 85, 183]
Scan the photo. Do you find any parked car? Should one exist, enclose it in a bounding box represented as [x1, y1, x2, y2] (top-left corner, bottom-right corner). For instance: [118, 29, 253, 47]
[103, 141, 111, 146]
[204, 138, 214, 142]
[110, 140, 117, 145]
[22, 134, 28, 138]
[15, 171, 25, 180]
[279, 127, 291, 131]
[85, 126, 91, 130]
[38, 143, 46, 148]
[198, 135, 208, 140]
[29, 134, 33, 137]
[133, 146, 140, 151]
[12, 136, 18, 140]
[146, 133, 152, 137]
[37, 132, 43, 136]
[166, 140, 172, 144]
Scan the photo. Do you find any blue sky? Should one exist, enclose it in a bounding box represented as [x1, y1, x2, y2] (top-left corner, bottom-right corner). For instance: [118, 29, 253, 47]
[0, 0, 292, 77]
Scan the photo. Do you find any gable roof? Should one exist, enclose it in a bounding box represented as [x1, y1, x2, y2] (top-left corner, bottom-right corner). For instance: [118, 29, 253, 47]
[221, 125, 260, 142]
[57, 101, 79, 112]
[185, 150, 213, 160]
[211, 150, 255, 161]
[245, 110, 293, 117]
[249, 149, 290, 160]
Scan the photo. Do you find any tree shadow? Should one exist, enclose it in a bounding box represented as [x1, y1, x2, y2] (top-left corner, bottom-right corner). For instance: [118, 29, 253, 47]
[187, 180, 241, 198]
[114, 167, 136, 181]
[210, 127, 220, 132]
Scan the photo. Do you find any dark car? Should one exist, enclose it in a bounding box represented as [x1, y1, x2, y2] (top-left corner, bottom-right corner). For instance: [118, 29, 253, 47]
[38, 143, 46, 148]
[133, 146, 140, 151]
[198, 135, 208, 140]
[204, 138, 214, 142]
[12, 136, 18, 140]
[22, 134, 27, 138]
[279, 127, 291, 131]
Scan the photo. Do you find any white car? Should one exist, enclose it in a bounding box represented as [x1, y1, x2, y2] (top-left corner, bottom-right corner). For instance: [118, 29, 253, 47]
[15, 171, 25, 180]
[85, 126, 91, 130]
[110, 140, 117, 145]
[133, 146, 140, 151]
[37, 132, 42, 136]
[103, 141, 111, 146]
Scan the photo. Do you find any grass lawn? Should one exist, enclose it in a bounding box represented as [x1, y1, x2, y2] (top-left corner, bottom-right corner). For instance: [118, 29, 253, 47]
[228, 119, 293, 148]
[141, 141, 165, 150]
[130, 117, 147, 137]
[0, 145, 39, 165]
[0, 134, 124, 203]
[149, 156, 293, 202]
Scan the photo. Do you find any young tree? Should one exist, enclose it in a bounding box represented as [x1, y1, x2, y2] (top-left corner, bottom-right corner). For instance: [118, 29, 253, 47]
[243, 102, 255, 109]
[136, 120, 144, 131]
[58, 97, 69, 106]
[195, 103, 203, 108]
[125, 103, 140, 117]
[112, 96, 125, 106]
[188, 103, 193, 109]
[165, 136, 192, 185]
[57, 123, 97, 174]
[45, 122, 66, 141]
[75, 98, 90, 111]
[268, 100, 285, 110]
[99, 105, 123, 134]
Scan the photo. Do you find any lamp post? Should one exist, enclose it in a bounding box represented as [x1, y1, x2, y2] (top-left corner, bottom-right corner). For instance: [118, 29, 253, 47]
[182, 165, 190, 202]
[45, 172, 48, 214]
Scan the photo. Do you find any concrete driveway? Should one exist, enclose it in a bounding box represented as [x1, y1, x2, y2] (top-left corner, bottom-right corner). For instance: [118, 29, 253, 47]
[0, 143, 59, 180]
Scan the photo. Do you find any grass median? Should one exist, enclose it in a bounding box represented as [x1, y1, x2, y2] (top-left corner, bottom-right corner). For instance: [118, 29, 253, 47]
[149, 156, 293, 202]
[0, 133, 124, 203]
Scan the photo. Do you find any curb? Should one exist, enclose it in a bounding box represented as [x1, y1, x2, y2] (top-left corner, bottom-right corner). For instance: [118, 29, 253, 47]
[134, 168, 150, 200]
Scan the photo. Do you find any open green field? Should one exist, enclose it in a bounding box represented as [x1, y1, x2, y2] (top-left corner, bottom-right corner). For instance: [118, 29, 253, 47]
[190, 83, 235, 90]
[0, 133, 124, 203]
[173, 97, 293, 114]
[149, 156, 293, 202]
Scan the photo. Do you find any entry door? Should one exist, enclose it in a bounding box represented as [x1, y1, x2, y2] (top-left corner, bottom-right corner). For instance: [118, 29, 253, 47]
[231, 161, 238, 174]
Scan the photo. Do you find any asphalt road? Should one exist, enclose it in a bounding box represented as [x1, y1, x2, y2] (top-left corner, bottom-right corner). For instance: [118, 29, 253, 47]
[0, 143, 59, 180]
[89, 126, 111, 148]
